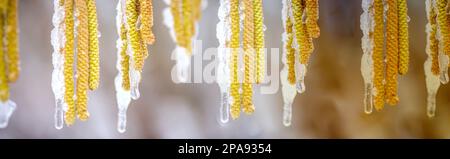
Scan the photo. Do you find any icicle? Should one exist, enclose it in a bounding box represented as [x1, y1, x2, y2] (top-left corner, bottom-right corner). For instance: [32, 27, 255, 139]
[51, 0, 66, 129]
[217, 0, 231, 124]
[361, 0, 375, 114]
[0, 100, 16, 128]
[425, 59, 440, 118]
[129, 68, 141, 100]
[51, 52, 66, 129]
[115, 75, 131, 133]
[281, 71, 296, 127]
[281, 69, 296, 127]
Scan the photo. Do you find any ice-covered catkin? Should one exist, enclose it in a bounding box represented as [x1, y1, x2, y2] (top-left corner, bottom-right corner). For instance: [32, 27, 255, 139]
[361, 0, 375, 114]
[305, 0, 320, 38]
[242, 0, 255, 115]
[5, 0, 20, 83]
[230, 0, 241, 120]
[182, 0, 193, 53]
[299, 2, 314, 65]
[126, 0, 144, 71]
[0, 8, 9, 102]
[120, 24, 130, 91]
[286, 17, 296, 85]
[300, 23, 314, 65]
[193, 0, 202, 21]
[425, 0, 441, 118]
[385, 0, 399, 106]
[75, 0, 89, 121]
[64, 0, 76, 125]
[254, 0, 265, 84]
[373, 0, 385, 111]
[51, 0, 66, 129]
[437, 0, 450, 57]
[398, 0, 409, 75]
[171, 0, 184, 49]
[138, 29, 149, 61]
[217, 0, 231, 123]
[428, 0, 440, 75]
[139, 0, 155, 44]
[292, 0, 306, 64]
[87, 0, 100, 90]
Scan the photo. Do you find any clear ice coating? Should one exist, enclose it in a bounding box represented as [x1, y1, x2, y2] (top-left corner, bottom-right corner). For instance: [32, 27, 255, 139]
[424, 58, 440, 118]
[51, 0, 66, 129]
[281, 69, 297, 127]
[438, 54, 449, 84]
[129, 69, 141, 100]
[54, 99, 65, 129]
[296, 64, 307, 94]
[0, 100, 16, 128]
[280, 0, 297, 127]
[219, 92, 230, 123]
[216, 0, 231, 124]
[361, 0, 375, 114]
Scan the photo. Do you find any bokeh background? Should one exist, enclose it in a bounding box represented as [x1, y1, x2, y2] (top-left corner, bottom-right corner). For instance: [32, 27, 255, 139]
[1, 0, 449, 139]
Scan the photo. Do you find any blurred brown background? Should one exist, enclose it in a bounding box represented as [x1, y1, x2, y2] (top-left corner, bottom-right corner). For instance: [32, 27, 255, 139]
[0, 0, 449, 139]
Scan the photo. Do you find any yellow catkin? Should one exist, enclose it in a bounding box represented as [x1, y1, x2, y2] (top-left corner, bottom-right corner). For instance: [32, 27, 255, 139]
[182, 0, 193, 54]
[0, 0, 7, 13]
[373, 0, 385, 111]
[242, 0, 255, 115]
[171, 0, 185, 49]
[0, 7, 9, 102]
[437, 0, 450, 57]
[428, 0, 440, 75]
[254, 0, 265, 84]
[286, 17, 296, 85]
[398, 0, 409, 75]
[75, 0, 89, 121]
[120, 24, 130, 91]
[292, 0, 305, 64]
[230, 0, 241, 120]
[305, 0, 320, 38]
[87, 0, 100, 90]
[138, 29, 149, 62]
[193, 0, 202, 21]
[5, 0, 19, 83]
[126, 0, 144, 71]
[385, 0, 399, 106]
[300, 23, 314, 65]
[140, 0, 155, 44]
[64, 0, 76, 125]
